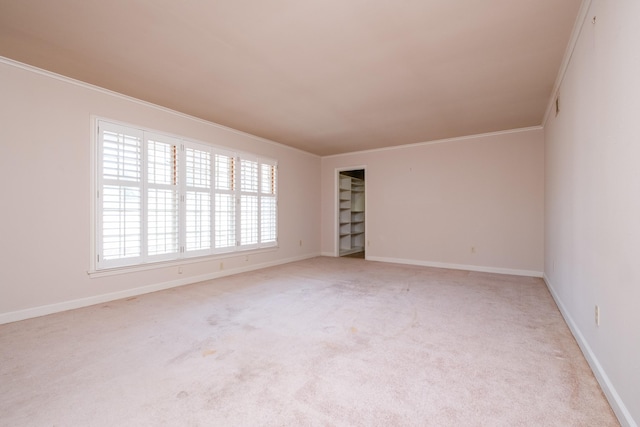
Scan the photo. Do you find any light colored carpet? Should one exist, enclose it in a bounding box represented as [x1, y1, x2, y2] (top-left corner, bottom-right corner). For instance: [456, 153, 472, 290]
[0, 257, 618, 426]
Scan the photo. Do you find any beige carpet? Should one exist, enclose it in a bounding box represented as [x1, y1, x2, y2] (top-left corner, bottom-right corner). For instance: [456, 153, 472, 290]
[0, 257, 618, 426]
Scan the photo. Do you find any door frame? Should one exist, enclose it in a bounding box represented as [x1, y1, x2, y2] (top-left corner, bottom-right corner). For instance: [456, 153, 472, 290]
[334, 165, 367, 258]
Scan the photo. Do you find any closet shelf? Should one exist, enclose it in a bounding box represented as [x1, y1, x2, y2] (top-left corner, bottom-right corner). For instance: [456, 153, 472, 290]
[339, 173, 365, 256]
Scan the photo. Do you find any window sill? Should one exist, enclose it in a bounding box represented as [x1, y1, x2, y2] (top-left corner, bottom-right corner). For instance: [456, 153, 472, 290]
[87, 246, 278, 278]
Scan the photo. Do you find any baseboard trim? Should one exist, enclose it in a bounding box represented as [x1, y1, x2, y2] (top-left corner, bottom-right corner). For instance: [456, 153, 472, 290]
[543, 274, 636, 427]
[365, 256, 543, 278]
[0, 253, 320, 325]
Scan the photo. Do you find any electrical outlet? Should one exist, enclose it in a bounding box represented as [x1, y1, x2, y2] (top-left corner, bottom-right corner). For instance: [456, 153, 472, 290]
[595, 305, 600, 326]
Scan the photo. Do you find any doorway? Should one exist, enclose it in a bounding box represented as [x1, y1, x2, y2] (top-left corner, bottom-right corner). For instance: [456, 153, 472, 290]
[337, 168, 365, 258]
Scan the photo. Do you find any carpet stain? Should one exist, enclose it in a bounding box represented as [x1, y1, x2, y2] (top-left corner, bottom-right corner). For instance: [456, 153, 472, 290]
[324, 341, 339, 350]
[350, 326, 358, 334]
[215, 349, 235, 361]
[176, 390, 189, 399]
[202, 349, 217, 357]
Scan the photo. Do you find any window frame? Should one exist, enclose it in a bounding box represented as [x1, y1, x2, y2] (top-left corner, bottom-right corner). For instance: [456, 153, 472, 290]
[91, 118, 278, 274]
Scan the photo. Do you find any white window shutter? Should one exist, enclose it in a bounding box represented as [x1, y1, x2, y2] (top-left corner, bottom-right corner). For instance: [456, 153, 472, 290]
[95, 119, 278, 270]
[259, 161, 277, 246]
[98, 121, 143, 268]
[238, 158, 259, 248]
[184, 145, 211, 255]
[146, 134, 180, 260]
[213, 152, 236, 251]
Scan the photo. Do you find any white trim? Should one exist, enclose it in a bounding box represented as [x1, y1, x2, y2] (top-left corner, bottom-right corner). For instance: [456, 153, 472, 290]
[366, 256, 543, 278]
[0, 56, 319, 159]
[542, 0, 594, 127]
[1, 56, 543, 160]
[89, 117, 98, 272]
[321, 126, 543, 159]
[335, 166, 367, 257]
[0, 253, 320, 325]
[88, 246, 278, 278]
[543, 274, 636, 427]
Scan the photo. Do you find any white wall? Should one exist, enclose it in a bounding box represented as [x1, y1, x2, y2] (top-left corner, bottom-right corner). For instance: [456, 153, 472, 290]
[0, 59, 321, 323]
[544, 0, 640, 425]
[321, 128, 545, 276]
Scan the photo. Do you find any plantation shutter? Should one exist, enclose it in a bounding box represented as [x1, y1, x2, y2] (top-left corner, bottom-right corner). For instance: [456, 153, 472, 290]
[259, 161, 277, 245]
[184, 144, 212, 256]
[213, 151, 236, 251]
[95, 119, 278, 271]
[98, 121, 143, 268]
[239, 157, 259, 248]
[146, 133, 180, 261]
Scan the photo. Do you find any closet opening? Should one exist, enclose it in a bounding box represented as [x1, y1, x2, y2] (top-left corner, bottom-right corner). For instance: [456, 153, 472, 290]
[337, 168, 365, 258]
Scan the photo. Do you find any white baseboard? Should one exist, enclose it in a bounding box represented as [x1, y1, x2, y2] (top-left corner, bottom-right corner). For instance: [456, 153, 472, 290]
[366, 256, 543, 278]
[0, 253, 320, 325]
[543, 274, 636, 427]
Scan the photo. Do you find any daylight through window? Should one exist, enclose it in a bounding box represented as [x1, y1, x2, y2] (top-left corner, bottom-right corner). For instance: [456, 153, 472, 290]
[95, 120, 277, 270]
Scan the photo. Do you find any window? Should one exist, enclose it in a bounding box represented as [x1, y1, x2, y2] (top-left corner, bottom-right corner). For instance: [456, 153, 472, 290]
[213, 151, 236, 251]
[95, 120, 277, 270]
[146, 133, 179, 260]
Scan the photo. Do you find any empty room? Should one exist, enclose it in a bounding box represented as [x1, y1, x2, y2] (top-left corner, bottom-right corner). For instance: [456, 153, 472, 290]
[0, 0, 638, 425]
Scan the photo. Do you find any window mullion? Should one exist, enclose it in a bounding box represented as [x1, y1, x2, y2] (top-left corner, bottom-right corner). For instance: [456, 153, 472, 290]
[257, 161, 262, 246]
[178, 143, 186, 257]
[141, 132, 149, 263]
[210, 148, 216, 255]
[235, 156, 241, 248]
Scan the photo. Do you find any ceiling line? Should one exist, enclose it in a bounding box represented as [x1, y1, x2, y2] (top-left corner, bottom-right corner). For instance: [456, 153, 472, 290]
[0, 56, 321, 159]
